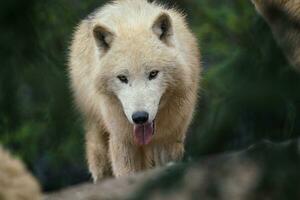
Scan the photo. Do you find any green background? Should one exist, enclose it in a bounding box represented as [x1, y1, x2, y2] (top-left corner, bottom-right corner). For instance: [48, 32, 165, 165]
[0, 0, 299, 191]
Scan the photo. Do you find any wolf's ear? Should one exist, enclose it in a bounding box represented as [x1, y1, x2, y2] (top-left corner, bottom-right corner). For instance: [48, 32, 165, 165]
[93, 24, 114, 52]
[152, 13, 173, 45]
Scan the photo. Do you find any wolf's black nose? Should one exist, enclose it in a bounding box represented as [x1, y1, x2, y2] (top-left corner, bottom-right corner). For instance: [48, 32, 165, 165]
[132, 111, 149, 124]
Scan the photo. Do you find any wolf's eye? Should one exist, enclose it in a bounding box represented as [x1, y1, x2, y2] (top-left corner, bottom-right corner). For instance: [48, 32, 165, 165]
[117, 75, 128, 84]
[149, 70, 159, 80]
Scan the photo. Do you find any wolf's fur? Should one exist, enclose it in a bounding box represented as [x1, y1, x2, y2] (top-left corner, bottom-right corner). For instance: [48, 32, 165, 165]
[69, 0, 200, 180]
[0, 146, 41, 200]
[252, 0, 300, 71]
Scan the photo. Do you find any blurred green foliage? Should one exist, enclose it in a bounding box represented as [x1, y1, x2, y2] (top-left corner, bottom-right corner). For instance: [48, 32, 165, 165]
[0, 0, 105, 191]
[0, 0, 299, 192]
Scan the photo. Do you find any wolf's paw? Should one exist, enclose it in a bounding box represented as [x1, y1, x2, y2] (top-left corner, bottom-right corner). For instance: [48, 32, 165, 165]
[89, 165, 112, 183]
[166, 161, 176, 167]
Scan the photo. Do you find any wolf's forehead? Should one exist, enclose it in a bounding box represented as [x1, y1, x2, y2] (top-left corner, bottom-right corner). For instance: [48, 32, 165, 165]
[108, 52, 159, 71]
[106, 36, 175, 70]
[105, 47, 167, 73]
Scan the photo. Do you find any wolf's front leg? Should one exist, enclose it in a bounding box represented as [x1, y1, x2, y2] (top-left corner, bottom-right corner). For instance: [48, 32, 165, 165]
[153, 142, 184, 166]
[86, 124, 111, 182]
[109, 138, 143, 177]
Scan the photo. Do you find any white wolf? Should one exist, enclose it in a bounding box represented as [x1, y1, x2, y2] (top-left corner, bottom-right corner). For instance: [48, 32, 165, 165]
[69, 0, 201, 180]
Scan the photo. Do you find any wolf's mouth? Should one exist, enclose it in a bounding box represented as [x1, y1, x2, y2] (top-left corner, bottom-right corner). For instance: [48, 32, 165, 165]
[133, 121, 155, 145]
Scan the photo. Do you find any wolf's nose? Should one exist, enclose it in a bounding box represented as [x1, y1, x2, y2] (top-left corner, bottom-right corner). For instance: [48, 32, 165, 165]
[132, 111, 149, 124]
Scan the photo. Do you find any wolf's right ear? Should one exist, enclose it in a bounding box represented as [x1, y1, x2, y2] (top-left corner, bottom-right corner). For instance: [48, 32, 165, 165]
[93, 25, 114, 52]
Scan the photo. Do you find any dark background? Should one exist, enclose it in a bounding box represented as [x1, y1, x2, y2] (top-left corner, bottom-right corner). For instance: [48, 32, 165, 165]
[0, 0, 299, 192]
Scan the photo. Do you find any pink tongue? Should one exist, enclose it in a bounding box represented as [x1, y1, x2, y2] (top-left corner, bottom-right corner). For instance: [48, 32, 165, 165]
[133, 122, 154, 145]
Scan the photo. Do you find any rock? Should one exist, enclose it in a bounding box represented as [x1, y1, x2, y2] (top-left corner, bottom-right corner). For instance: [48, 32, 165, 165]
[44, 167, 163, 200]
[0, 146, 41, 200]
[252, 0, 300, 71]
[45, 139, 300, 200]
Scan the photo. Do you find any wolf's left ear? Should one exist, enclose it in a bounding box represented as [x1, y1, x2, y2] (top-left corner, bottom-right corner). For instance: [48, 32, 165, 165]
[152, 13, 174, 46]
[93, 24, 114, 53]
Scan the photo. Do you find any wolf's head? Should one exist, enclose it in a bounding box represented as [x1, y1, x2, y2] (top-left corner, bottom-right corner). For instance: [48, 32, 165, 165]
[91, 4, 189, 145]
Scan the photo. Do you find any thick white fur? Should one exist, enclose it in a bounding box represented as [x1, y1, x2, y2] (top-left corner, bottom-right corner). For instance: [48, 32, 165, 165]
[69, 0, 201, 180]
